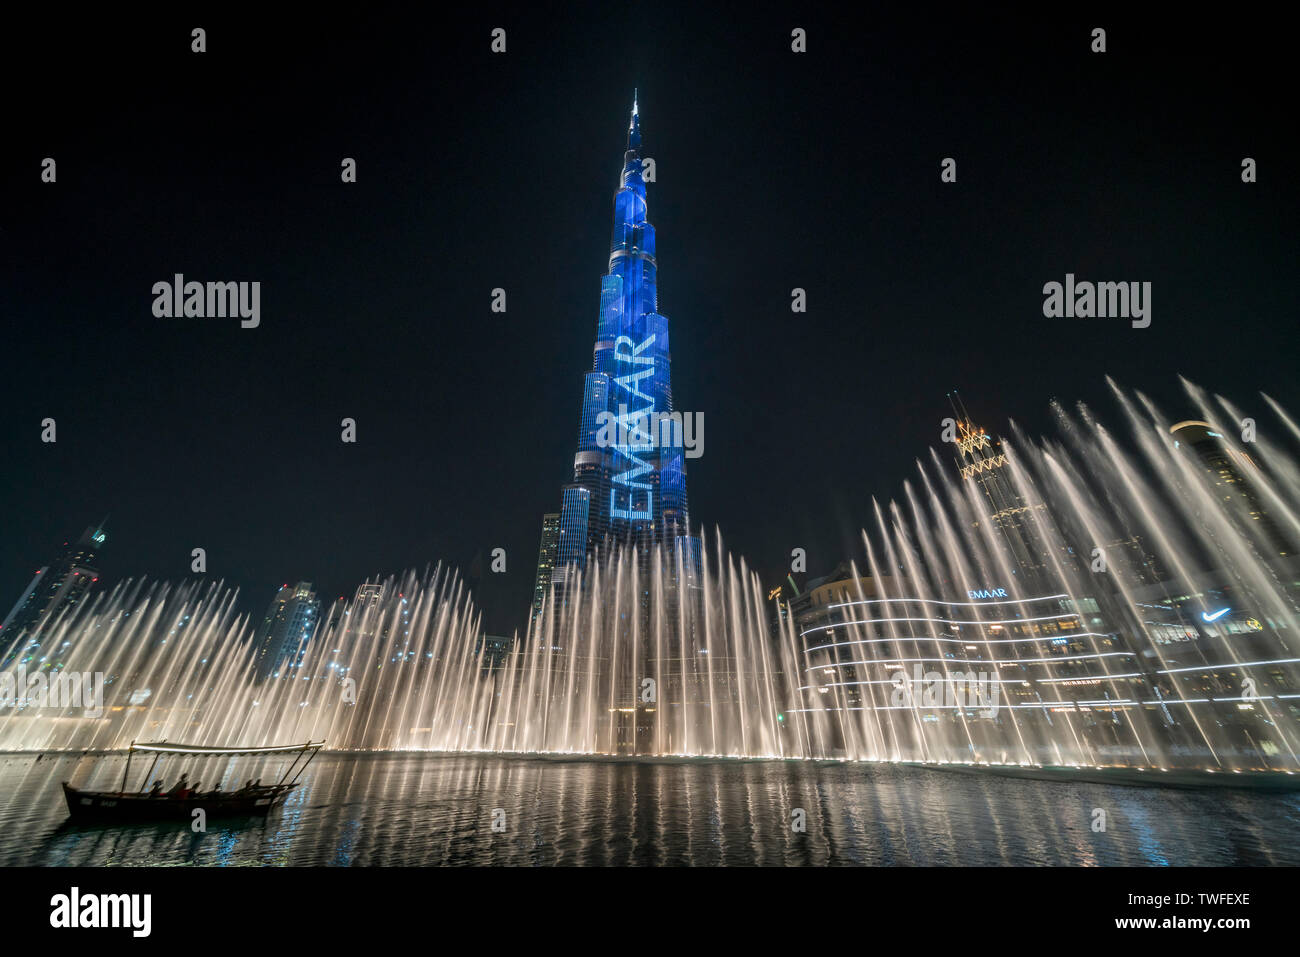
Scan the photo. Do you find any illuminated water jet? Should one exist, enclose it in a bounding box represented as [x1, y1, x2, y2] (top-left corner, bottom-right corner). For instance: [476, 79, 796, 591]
[2, 380, 1298, 777]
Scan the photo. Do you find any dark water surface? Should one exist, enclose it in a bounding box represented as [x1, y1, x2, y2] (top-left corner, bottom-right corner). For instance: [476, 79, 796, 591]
[2, 752, 1297, 866]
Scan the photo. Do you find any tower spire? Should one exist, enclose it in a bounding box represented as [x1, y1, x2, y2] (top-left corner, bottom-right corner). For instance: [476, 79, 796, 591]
[627, 89, 641, 150]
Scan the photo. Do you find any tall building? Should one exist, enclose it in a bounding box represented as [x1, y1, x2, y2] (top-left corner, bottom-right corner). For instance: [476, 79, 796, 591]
[1171, 420, 1293, 558]
[325, 596, 348, 633]
[529, 513, 560, 627]
[549, 94, 694, 592]
[947, 394, 1060, 587]
[348, 581, 388, 639]
[946, 397, 1166, 591]
[252, 581, 321, 679]
[522, 96, 705, 754]
[475, 633, 514, 673]
[0, 519, 108, 663]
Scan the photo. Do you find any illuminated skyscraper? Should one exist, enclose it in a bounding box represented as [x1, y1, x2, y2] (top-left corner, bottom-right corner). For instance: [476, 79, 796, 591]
[1171, 420, 1293, 558]
[349, 582, 388, 638]
[0, 519, 107, 664]
[550, 94, 693, 591]
[253, 581, 321, 679]
[947, 394, 1053, 586]
[947, 396, 1161, 588]
[530, 513, 560, 626]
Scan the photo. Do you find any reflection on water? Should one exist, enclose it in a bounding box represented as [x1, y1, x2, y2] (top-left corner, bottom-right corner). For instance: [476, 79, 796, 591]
[1, 752, 1297, 866]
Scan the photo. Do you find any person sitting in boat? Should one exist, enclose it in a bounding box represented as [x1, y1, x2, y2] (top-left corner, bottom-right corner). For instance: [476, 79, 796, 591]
[190, 781, 202, 797]
[239, 779, 255, 794]
[170, 773, 190, 798]
[148, 780, 163, 797]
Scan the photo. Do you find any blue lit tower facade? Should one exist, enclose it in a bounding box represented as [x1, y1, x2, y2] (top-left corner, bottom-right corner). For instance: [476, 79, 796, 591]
[553, 94, 693, 589]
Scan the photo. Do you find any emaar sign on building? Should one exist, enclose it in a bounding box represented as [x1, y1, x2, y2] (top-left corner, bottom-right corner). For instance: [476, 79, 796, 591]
[967, 588, 1009, 600]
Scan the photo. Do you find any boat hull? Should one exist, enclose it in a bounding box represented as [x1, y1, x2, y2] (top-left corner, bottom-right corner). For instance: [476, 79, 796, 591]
[61, 782, 291, 821]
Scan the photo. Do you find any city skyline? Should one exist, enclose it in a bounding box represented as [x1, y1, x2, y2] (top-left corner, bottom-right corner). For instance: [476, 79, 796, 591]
[4, 11, 1296, 636]
[4, 8, 1300, 904]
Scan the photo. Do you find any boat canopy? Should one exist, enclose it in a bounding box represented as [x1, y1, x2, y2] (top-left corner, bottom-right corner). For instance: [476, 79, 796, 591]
[103, 740, 325, 795]
[128, 741, 324, 756]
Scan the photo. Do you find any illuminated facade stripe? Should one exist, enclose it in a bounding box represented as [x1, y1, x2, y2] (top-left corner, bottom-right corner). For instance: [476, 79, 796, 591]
[800, 611, 1082, 637]
[804, 631, 1114, 653]
[1155, 657, 1300, 674]
[790, 693, 1300, 714]
[802, 652, 1136, 673]
[826, 593, 1070, 610]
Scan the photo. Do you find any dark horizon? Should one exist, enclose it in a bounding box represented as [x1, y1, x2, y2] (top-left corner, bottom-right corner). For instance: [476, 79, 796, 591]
[3, 8, 1296, 633]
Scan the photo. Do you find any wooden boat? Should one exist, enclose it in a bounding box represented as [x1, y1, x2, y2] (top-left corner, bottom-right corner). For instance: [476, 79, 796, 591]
[62, 740, 323, 822]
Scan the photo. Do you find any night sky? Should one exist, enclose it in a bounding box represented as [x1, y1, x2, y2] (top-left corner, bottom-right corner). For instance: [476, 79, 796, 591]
[3, 8, 1295, 634]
